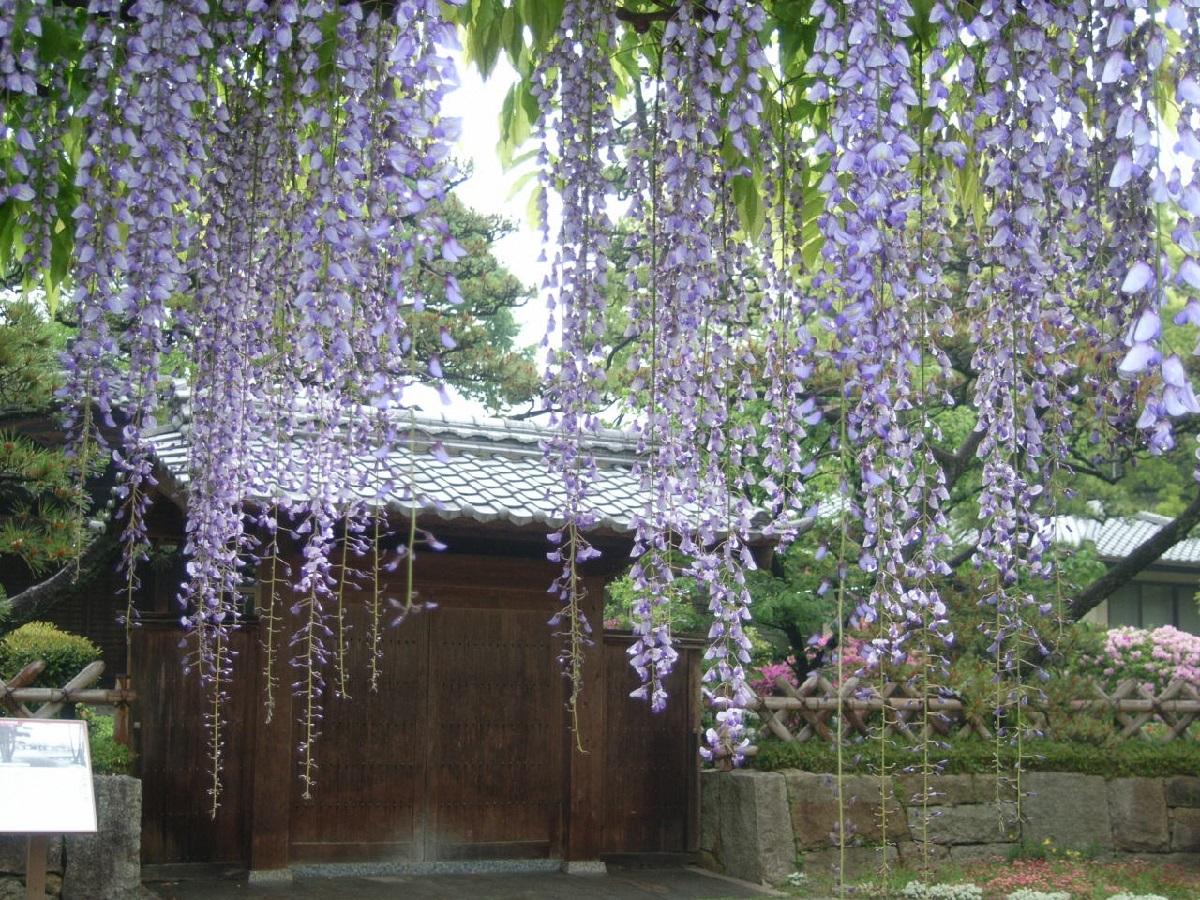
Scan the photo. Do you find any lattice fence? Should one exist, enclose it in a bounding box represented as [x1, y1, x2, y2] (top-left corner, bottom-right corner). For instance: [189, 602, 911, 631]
[750, 674, 1200, 744]
[0, 659, 135, 744]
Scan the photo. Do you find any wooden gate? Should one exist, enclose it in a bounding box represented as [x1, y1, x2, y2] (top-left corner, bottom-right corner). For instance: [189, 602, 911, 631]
[601, 633, 702, 855]
[134, 551, 700, 868]
[286, 588, 565, 863]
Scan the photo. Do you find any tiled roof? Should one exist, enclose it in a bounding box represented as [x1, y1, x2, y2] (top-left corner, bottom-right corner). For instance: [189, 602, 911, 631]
[1054, 512, 1200, 566]
[148, 412, 650, 534]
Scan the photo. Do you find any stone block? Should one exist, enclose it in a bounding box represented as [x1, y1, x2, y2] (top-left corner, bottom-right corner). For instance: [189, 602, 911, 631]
[700, 770, 721, 856]
[713, 770, 795, 885]
[897, 840, 950, 867]
[1021, 772, 1112, 853]
[1108, 778, 1169, 852]
[1165, 776, 1200, 808]
[800, 844, 898, 880]
[895, 774, 1013, 807]
[0, 835, 63, 875]
[947, 843, 1017, 863]
[784, 771, 909, 850]
[63, 775, 141, 900]
[0, 874, 61, 899]
[906, 802, 1019, 846]
[1171, 807, 1200, 852]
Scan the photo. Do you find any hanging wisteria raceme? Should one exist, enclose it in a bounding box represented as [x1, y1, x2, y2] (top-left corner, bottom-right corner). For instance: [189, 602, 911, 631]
[536, 0, 618, 726]
[757, 123, 821, 548]
[691, 1, 769, 766]
[610, 2, 766, 764]
[2, 0, 468, 806]
[806, 0, 946, 865]
[622, 6, 714, 718]
[1101, 0, 1200, 454]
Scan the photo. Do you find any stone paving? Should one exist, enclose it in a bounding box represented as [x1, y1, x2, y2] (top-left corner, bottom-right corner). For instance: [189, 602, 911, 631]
[144, 864, 773, 900]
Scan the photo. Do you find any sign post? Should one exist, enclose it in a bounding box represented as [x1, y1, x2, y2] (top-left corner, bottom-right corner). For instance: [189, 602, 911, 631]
[0, 718, 98, 900]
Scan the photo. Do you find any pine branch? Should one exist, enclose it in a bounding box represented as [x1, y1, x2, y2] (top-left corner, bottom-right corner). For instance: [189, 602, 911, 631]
[4, 530, 115, 617]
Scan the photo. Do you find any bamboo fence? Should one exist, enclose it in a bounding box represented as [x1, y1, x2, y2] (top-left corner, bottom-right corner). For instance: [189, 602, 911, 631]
[750, 674, 1200, 744]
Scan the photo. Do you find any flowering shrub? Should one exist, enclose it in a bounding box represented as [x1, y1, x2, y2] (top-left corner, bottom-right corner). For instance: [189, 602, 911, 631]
[1105, 895, 1167, 900]
[1005, 892, 1071, 900]
[1078, 626, 1200, 693]
[979, 860, 1095, 898]
[749, 657, 800, 696]
[900, 882, 983, 900]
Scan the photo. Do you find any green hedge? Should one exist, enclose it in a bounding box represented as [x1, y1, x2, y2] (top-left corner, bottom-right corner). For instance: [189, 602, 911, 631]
[753, 737, 1200, 779]
[79, 709, 131, 775]
[0, 621, 101, 689]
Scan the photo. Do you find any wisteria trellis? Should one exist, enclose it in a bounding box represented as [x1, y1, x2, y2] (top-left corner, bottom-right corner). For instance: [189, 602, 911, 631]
[2, 0, 1200, 826]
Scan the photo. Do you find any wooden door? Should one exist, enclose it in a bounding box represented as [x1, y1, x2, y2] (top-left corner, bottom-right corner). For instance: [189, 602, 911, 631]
[424, 603, 564, 860]
[601, 635, 701, 854]
[287, 594, 428, 863]
[286, 579, 565, 863]
[134, 624, 256, 864]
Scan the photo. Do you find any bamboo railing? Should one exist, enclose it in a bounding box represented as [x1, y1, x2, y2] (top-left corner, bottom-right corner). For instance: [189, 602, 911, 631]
[749, 674, 1200, 744]
[0, 659, 135, 743]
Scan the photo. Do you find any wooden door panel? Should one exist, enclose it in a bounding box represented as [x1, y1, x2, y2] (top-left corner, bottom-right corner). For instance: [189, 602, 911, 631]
[135, 626, 255, 864]
[288, 596, 426, 863]
[602, 638, 697, 854]
[425, 605, 564, 860]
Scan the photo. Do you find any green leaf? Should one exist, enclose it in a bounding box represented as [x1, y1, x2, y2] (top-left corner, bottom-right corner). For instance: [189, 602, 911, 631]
[466, 0, 504, 78]
[525, 184, 545, 232]
[501, 6, 522, 63]
[517, 0, 564, 51]
[732, 172, 765, 240]
[498, 80, 538, 168]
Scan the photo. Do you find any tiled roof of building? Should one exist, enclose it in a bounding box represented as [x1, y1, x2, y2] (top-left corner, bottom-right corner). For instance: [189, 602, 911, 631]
[148, 411, 650, 534]
[1054, 512, 1200, 566]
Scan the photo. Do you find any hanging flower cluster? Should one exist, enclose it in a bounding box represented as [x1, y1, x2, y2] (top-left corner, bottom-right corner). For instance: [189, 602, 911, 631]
[600, 2, 767, 765]
[536, 0, 618, 728]
[539, 0, 1200, 777]
[1101, 0, 1200, 453]
[9, 0, 462, 808]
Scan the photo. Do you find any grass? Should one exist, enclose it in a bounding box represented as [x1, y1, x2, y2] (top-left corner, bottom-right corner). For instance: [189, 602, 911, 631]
[781, 855, 1200, 899]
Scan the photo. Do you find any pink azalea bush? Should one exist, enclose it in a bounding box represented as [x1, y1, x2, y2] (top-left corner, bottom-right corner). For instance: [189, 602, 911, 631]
[750, 657, 801, 696]
[1079, 626, 1200, 693]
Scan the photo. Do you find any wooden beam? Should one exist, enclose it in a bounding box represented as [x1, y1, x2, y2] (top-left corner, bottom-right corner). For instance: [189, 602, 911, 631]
[0, 660, 45, 717]
[28, 661, 106, 719]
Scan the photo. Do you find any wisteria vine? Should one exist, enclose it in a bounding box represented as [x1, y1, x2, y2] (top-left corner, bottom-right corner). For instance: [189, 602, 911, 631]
[5, 2, 1200, 853]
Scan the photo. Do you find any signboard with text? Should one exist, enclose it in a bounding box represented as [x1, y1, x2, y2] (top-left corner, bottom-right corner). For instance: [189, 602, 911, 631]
[0, 719, 97, 833]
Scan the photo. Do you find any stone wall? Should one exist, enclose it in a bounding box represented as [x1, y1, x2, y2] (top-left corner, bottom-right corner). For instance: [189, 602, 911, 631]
[0, 775, 141, 900]
[700, 769, 1200, 885]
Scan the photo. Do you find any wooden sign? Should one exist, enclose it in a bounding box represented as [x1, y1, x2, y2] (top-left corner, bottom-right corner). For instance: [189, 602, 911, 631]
[0, 718, 97, 834]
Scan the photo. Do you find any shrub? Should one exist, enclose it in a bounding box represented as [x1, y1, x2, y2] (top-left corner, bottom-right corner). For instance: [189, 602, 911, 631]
[1076, 626, 1200, 693]
[0, 621, 101, 689]
[79, 707, 131, 775]
[753, 736, 1200, 779]
[900, 882, 983, 900]
[750, 657, 801, 696]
